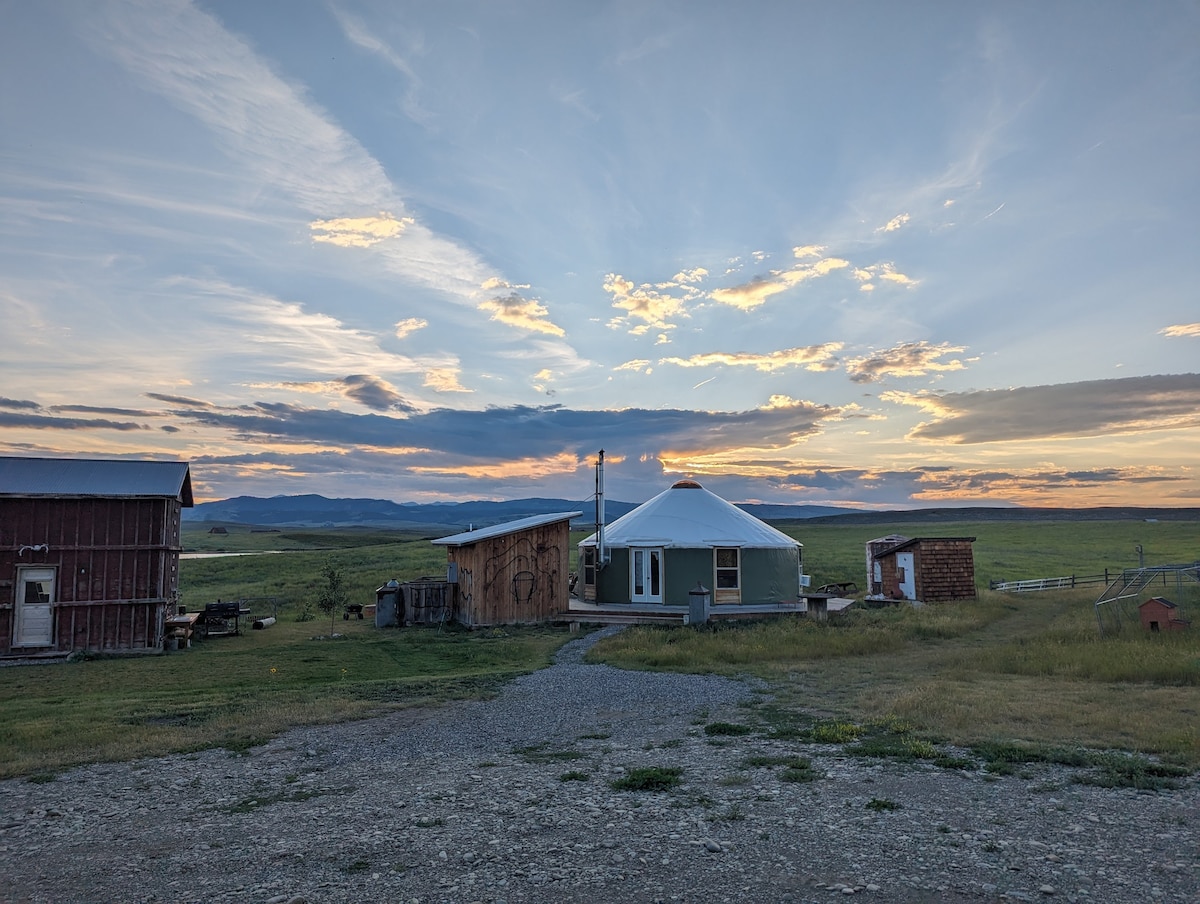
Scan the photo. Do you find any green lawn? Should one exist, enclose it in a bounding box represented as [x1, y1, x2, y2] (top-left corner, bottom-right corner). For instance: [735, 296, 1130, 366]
[0, 617, 571, 780]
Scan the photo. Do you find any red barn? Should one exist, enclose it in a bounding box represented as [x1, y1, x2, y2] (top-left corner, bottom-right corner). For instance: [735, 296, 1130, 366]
[0, 457, 193, 658]
[873, 536, 977, 603]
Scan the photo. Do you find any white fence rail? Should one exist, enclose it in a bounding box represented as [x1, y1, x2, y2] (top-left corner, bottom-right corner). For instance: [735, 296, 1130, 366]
[991, 576, 1078, 593]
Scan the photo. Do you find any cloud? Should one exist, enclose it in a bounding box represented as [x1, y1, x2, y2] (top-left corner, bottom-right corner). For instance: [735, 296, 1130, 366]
[481, 277, 531, 291]
[51, 404, 156, 416]
[339, 374, 415, 412]
[327, 5, 431, 124]
[144, 392, 212, 408]
[878, 213, 911, 232]
[672, 268, 708, 284]
[394, 318, 428, 339]
[708, 276, 790, 311]
[0, 411, 148, 432]
[423, 367, 472, 393]
[171, 278, 438, 381]
[1160, 323, 1200, 338]
[604, 273, 696, 330]
[659, 342, 844, 373]
[884, 373, 1200, 443]
[614, 360, 653, 373]
[846, 341, 968, 383]
[477, 293, 566, 337]
[168, 398, 841, 462]
[309, 213, 413, 248]
[83, 2, 506, 306]
[0, 398, 41, 410]
[270, 375, 417, 411]
[709, 256, 851, 311]
[850, 262, 919, 291]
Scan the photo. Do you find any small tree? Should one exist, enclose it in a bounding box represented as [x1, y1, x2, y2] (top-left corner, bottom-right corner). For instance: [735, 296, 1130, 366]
[315, 559, 348, 634]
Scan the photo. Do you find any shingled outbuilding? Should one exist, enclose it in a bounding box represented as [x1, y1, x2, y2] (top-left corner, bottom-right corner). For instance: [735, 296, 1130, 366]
[872, 536, 977, 603]
[0, 456, 193, 657]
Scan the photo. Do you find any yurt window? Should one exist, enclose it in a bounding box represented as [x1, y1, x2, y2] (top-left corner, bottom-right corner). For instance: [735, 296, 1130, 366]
[715, 548, 740, 589]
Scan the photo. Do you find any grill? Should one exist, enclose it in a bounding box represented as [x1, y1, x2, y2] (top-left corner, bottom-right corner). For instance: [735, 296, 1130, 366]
[200, 599, 245, 637]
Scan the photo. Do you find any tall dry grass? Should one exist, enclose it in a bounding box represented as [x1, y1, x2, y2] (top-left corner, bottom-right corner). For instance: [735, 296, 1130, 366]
[588, 589, 1200, 764]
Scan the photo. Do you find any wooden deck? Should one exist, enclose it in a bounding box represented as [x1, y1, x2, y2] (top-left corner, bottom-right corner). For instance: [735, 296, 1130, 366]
[558, 597, 833, 627]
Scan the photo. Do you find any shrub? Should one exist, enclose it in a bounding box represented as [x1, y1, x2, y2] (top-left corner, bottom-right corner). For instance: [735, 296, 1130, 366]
[610, 766, 683, 792]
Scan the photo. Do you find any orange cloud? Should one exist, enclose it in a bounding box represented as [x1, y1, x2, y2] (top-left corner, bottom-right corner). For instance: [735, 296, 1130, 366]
[1161, 323, 1200, 338]
[847, 341, 967, 383]
[659, 342, 844, 373]
[477, 293, 565, 336]
[309, 212, 413, 247]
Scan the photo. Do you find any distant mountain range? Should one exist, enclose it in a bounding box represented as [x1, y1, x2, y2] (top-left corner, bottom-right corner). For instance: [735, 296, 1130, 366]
[182, 494, 1200, 532]
[182, 493, 850, 531]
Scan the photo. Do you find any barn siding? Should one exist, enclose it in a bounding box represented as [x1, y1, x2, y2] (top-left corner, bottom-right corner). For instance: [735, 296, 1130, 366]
[1, 496, 184, 654]
[445, 519, 571, 627]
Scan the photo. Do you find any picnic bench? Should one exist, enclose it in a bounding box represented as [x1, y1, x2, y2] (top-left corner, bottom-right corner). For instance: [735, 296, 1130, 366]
[164, 612, 200, 649]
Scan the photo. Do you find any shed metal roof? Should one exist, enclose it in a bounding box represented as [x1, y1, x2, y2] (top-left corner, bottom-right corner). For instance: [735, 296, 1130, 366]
[432, 511, 582, 547]
[0, 456, 194, 506]
[876, 536, 976, 556]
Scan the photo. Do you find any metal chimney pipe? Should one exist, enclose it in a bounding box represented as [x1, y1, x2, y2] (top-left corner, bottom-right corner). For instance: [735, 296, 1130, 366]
[597, 450, 606, 566]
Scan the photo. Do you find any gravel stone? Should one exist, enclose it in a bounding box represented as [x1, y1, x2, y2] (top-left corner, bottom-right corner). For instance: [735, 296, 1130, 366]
[1, 626, 1197, 903]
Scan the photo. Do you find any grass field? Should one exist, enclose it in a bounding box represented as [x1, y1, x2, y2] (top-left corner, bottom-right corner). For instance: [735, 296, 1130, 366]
[1, 517, 1196, 779]
[771, 518, 1200, 590]
[0, 618, 570, 780]
[589, 587, 1200, 766]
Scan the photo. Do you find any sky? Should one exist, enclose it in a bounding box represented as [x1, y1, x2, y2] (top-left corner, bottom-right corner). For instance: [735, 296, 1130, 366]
[2, 1, 1199, 509]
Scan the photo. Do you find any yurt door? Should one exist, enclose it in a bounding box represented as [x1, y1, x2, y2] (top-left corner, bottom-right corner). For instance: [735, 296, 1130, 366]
[630, 548, 663, 604]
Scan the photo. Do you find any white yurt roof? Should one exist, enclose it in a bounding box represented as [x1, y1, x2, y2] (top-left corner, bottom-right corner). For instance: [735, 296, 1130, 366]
[580, 480, 800, 549]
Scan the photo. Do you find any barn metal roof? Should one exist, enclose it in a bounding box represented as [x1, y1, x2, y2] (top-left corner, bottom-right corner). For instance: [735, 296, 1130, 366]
[0, 456, 194, 506]
[579, 481, 800, 549]
[432, 511, 582, 547]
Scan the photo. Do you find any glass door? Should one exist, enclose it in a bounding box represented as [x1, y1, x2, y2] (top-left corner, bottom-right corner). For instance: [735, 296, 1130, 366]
[630, 548, 663, 604]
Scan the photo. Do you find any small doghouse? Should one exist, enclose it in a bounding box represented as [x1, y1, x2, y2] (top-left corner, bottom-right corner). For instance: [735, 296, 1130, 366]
[1138, 597, 1190, 632]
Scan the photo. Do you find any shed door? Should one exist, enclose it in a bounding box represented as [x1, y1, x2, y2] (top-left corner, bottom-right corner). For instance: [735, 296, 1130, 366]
[630, 548, 663, 604]
[896, 552, 916, 600]
[15, 567, 56, 647]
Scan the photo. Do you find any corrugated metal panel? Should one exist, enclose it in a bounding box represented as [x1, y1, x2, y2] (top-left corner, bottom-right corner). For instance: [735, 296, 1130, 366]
[432, 511, 582, 547]
[0, 457, 193, 506]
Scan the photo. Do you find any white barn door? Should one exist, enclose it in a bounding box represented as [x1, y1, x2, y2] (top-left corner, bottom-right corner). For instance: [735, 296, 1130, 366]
[15, 567, 56, 647]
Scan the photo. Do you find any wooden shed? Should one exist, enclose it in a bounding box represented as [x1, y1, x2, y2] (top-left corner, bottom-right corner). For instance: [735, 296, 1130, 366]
[1138, 597, 1190, 632]
[873, 536, 977, 603]
[0, 456, 193, 657]
[432, 511, 580, 627]
[865, 534, 910, 598]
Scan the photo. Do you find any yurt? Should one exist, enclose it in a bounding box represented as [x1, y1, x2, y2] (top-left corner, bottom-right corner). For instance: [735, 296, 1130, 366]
[578, 480, 803, 607]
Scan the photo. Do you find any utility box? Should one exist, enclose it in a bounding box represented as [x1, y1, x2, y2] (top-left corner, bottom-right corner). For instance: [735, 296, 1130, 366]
[375, 579, 401, 628]
[687, 582, 711, 625]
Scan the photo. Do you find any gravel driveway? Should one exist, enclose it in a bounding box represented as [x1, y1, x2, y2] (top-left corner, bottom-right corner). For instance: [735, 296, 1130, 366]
[1, 627, 1196, 904]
